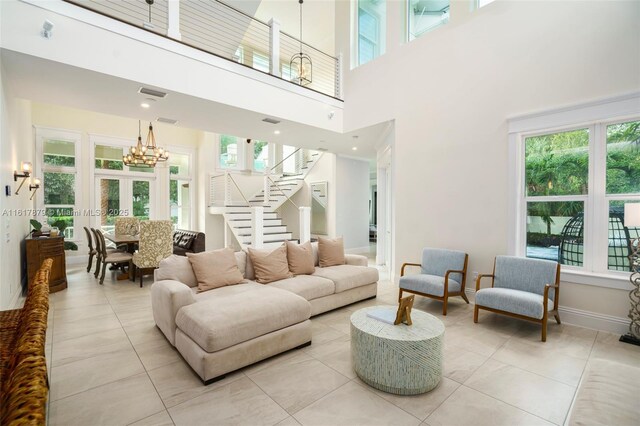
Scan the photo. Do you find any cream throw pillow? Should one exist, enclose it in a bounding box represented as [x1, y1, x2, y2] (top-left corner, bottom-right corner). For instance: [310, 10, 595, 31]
[286, 241, 315, 275]
[318, 236, 346, 267]
[248, 245, 293, 284]
[186, 248, 245, 293]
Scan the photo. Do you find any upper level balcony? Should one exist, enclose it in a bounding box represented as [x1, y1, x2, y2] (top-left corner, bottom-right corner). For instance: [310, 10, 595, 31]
[63, 0, 342, 100]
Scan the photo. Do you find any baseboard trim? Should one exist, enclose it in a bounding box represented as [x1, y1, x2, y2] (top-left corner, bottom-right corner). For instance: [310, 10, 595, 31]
[465, 288, 629, 334]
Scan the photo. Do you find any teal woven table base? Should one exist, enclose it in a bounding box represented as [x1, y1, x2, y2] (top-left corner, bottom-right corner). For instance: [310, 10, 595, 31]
[351, 306, 444, 395]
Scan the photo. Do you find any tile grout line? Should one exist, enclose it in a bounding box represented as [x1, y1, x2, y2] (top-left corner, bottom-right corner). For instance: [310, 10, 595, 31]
[560, 330, 599, 426]
[348, 377, 424, 424]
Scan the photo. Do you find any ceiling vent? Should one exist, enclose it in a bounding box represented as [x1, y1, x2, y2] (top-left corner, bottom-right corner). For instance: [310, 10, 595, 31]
[138, 87, 167, 98]
[317, 147, 328, 152]
[262, 117, 280, 125]
[157, 117, 178, 125]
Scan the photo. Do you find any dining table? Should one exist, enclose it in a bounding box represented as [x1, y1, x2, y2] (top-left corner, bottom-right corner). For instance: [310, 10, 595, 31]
[104, 232, 139, 280]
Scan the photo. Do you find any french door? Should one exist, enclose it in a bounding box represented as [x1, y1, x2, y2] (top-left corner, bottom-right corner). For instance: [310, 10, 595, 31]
[95, 176, 155, 232]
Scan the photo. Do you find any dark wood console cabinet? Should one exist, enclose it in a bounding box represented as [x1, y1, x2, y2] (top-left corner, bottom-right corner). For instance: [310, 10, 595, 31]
[25, 235, 67, 293]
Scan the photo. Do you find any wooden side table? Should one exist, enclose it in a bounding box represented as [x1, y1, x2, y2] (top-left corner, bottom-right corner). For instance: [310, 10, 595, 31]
[25, 235, 67, 293]
[351, 306, 444, 395]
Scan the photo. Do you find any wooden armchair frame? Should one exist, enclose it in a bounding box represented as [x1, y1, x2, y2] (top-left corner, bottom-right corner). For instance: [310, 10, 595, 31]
[473, 259, 561, 342]
[398, 254, 469, 315]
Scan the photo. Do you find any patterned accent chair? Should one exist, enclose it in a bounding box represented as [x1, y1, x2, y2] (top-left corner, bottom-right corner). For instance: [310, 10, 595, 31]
[474, 256, 561, 342]
[132, 220, 174, 287]
[399, 248, 469, 315]
[114, 216, 140, 236]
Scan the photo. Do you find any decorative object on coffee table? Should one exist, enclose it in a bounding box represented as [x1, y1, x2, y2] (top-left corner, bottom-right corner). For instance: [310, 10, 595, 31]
[351, 306, 444, 395]
[621, 203, 640, 346]
[394, 295, 414, 325]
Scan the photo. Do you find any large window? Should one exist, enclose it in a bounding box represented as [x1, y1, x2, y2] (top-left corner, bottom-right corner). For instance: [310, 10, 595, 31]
[219, 135, 241, 169]
[407, 0, 449, 41]
[218, 135, 270, 173]
[38, 132, 81, 241]
[517, 118, 640, 278]
[357, 0, 385, 66]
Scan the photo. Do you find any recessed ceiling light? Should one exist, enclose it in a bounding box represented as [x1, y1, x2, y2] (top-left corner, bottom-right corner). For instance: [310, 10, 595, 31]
[352, 147, 358, 151]
[141, 102, 150, 109]
[274, 130, 281, 135]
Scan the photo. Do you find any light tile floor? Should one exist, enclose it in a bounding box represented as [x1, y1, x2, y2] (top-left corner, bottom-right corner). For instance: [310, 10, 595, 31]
[45, 264, 640, 426]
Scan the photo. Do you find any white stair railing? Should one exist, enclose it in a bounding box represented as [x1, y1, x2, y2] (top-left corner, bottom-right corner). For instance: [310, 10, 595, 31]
[209, 172, 251, 206]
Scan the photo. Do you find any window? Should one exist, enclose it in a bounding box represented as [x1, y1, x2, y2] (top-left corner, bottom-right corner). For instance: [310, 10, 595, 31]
[219, 135, 241, 169]
[169, 152, 193, 230]
[407, 0, 449, 41]
[253, 141, 269, 172]
[476, 0, 495, 9]
[252, 52, 270, 73]
[513, 112, 640, 282]
[37, 130, 81, 241]
[357, 0, 385, 66]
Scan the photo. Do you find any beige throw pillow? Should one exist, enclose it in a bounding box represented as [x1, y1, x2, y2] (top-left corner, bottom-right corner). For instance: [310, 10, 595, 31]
[318, 236, 346, 267]
[186, 248, 246, 293]
[286, 241, 315, 275]
[248, 245, 293, 284]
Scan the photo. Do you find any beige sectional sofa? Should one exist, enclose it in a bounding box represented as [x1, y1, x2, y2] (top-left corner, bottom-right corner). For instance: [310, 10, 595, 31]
[151, 245, 378, 384]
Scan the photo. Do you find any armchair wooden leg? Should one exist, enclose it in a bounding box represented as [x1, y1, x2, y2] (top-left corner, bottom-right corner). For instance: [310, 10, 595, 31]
[398, 289, 403, 302]
[541, 311, 548, 342]
[473, 305, 479, 323]
[87, 253, 95, 273]
[554, 313, 561, 324]
[140, 269, 144, 288]
[442, 297, 448, 316]
[461, 292, 470, 304]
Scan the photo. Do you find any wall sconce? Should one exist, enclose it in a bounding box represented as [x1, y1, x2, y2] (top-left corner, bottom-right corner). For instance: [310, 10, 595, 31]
[14, 162, 32, 194]
[29, 178, 41, 201]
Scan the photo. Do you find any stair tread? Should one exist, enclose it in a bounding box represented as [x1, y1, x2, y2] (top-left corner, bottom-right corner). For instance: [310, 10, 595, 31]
[238, 232, 292, 237]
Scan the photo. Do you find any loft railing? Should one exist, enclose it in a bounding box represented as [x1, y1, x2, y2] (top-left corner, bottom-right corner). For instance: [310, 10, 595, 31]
[64, 0, 343, 100]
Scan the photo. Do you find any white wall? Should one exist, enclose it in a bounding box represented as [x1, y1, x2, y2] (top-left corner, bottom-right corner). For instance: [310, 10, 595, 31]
[336, 1, 640, 326]
[336, 156, 370, 251]
[0, 61, 34, 309]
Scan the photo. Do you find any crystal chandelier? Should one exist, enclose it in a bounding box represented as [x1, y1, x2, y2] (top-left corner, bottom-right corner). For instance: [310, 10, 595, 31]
[123, 121, 168, 168]
[290, 0, 312, 86]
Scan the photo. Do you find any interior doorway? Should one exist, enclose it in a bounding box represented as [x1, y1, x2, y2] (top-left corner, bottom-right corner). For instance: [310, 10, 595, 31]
[375, 146, 393, 279]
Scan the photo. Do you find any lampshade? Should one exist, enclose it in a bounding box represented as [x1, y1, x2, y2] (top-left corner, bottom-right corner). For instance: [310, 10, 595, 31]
[624, 203, 640, 227]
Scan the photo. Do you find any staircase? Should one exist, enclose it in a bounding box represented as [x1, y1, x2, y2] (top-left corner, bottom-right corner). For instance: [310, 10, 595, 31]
[209, 149, 322, 249]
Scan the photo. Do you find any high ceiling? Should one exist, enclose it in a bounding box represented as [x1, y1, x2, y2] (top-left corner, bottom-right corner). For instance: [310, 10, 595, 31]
[2, 50, 389, 158]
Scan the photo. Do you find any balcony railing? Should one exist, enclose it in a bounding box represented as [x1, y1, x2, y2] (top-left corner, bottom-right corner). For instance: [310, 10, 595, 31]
[64, 0, 343, 100]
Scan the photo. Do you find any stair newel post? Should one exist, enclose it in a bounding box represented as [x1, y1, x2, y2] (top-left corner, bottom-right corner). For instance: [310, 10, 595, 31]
[224, 170, 231, 206]
[166, 0, 182, 40]
[263, 173, 271, 205]
[299, 206, 311, 244]
[251, 206, 264, 249]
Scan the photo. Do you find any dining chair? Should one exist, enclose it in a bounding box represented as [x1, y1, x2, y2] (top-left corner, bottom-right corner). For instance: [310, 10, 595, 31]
[91, 228, 127, 279]
[94, 230, 133, 285]
[114, 217, 140, 236]
[83, 226, 97, 273]
[132, 220, 173, 287]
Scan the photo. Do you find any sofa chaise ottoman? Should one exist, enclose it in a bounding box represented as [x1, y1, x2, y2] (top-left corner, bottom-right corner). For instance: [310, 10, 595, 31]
[151, 244, 378, 383]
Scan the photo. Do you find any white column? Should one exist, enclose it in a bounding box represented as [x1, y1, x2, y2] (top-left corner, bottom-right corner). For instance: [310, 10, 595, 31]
[251, 206, 264, 249]
[167, 0, 182, 40]
[268, 19, 281, 77]
[299, 206, 311, 244]
[224, 171, 231, 206]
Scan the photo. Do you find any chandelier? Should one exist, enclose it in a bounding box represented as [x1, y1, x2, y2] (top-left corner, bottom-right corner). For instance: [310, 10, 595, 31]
[290, 0, 312, 86]
[123, 121, 168, 168]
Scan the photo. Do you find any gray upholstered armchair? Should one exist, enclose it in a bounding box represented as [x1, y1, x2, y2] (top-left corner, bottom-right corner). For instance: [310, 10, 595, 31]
[399, 248, 469, 315]
[474, 256, 561, 341]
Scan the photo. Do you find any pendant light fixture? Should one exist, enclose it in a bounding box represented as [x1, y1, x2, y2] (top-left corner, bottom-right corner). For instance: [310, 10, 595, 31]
[290, 0, 312, 86]
[123, 121, 169, 168]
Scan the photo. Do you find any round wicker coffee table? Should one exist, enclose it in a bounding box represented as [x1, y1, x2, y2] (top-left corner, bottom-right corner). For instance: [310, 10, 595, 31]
[350, 306, 444, 395]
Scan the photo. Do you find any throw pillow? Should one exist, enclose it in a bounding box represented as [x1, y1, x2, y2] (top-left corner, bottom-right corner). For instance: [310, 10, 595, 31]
[186, 248, 246, 292]
[286, 241, 315, 275]
[156, 254, 198, 288]
[318, 236, 345, 267]
[247, 245, 293, 284]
